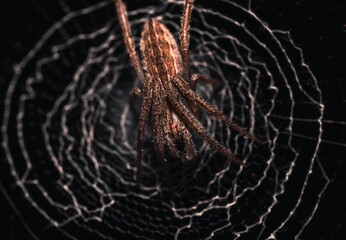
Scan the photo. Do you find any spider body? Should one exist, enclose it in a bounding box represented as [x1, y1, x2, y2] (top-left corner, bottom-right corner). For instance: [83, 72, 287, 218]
[140, 19, 183, 81]
[140, 19, 196, 163]
[114, 0, 261, 183]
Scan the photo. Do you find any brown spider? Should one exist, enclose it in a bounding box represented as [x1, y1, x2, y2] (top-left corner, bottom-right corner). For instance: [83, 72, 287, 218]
[114, 0, 260, 183]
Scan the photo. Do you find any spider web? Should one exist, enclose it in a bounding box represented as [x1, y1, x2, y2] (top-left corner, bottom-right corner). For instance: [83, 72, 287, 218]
[0, 0, 345, 239]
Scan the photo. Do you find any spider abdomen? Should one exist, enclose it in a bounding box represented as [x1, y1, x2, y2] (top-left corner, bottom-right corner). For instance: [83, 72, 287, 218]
[140, 19, 183, 81]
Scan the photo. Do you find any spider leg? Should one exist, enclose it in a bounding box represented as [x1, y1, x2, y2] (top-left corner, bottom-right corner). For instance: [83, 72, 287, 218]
[172, 76, 263, 144]
[152, 83, 173, 188]
[115, 0, 145, 81]
[163, 83, 244, 166]
[136, 78, 153, 183]
[180, 0, 195, 84]
[152, 83, 168, 167]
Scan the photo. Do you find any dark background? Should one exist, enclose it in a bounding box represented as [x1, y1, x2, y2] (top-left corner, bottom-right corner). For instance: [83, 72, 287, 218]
[1, 0, 346, 239]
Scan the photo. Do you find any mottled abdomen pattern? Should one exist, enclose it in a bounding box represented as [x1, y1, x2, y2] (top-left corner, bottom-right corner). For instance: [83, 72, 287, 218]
[140, 19, 183, 81]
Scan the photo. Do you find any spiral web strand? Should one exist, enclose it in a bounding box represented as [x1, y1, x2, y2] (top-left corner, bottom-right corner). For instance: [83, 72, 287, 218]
[1, 0, 330, 239]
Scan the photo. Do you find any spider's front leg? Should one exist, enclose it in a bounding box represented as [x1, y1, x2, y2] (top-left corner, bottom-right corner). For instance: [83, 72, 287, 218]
[136, 78, 154, 183]
[172, 76, 263, 144]
[115, 0, 145, 82]
[180, 0, 195, 85]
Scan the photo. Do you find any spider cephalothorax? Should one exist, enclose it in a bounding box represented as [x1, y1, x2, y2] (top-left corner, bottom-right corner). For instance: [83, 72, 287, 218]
[115, 0, 260, 182]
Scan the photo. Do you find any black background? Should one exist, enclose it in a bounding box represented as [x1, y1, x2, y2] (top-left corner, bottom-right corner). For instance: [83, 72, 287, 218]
[1, 0, 346, 239]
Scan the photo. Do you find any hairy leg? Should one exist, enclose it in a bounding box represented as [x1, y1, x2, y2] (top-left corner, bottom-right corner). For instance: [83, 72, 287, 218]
[115, 0, 145, 81]
[152, 83, 167, 166]
[172, 98, 243, 165]
[136, 78, 153, 183]
[152, 83, 173, 189]
[172, 76, 262, 144]
[180, 0, 195, 85]
[163, 82, 244, 166]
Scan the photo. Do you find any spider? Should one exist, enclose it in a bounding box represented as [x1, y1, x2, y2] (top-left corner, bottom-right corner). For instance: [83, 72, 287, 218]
[114, 0, 260, 183]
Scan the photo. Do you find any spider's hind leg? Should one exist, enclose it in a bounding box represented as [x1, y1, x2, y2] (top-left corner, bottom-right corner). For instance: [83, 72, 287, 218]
[173, 76, 263, 144]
